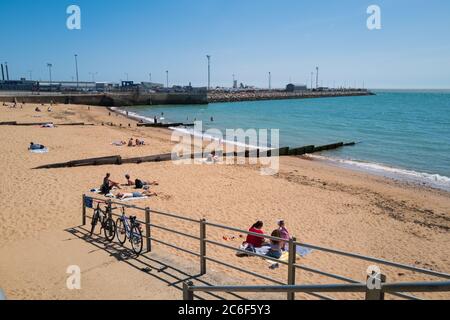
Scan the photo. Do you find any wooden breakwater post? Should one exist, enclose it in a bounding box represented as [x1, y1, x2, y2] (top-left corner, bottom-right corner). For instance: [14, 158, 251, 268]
[34, 155, 123, 169]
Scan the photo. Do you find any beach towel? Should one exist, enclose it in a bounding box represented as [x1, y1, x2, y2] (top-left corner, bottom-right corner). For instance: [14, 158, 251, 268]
[119, 196, 149, 202]
[296, 246, 313, 257]
[30, 148, 49, 154]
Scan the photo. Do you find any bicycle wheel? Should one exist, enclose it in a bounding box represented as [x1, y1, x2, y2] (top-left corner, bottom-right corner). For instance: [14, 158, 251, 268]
[116, 218, 127, 245]
[130, 225, 143, 256]
[90, 209, 100, 236]
[104, 218, 116, 242]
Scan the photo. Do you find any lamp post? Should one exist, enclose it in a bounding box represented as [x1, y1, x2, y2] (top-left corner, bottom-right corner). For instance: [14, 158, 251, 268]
[47, 63, 53, 86]
[166, 70, 169, 88]
[74, 54, 79, 88]
[268, 72, 272, 90]
[206, 55, 211, 90]
[89, 72, 98, 82]
[316, 66, 319, 89]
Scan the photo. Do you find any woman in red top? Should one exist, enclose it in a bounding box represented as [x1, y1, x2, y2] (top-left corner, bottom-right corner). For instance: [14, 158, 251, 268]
[246, 221, 265, 248]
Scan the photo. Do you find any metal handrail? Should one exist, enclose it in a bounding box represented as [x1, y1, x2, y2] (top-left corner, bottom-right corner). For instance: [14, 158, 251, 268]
[183, 281, 450, 299]
[294, 241, 450, 280]
[82, 194, 450, 301]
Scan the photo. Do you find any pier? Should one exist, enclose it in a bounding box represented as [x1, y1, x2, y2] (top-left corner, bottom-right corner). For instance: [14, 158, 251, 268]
[207, 89, 374, 103]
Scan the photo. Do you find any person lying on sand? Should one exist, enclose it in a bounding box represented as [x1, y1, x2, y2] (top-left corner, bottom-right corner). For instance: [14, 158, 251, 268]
[29, 142, 46, 150]
[135, 139, 145, 146]
[100, 173, 121, 194]
[115, 190, 157, 200]
[112, 141, 126, 146]
[123, 174, 159, 188]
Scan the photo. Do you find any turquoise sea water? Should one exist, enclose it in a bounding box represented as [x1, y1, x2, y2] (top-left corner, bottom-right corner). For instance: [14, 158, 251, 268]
[124, 90, 450, 190]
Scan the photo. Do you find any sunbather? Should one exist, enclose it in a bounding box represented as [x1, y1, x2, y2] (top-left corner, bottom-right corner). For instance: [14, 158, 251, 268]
[128, 138, 135, 147]
[136, 139, 145, 146]
[245, 221, 266, 248]
[278, 219, 291, 251]
[123, 174, 159, 188]
[115, 190, 157, 200]
[29, 142, 46, 150]
[266, 229, 283, 259]
[100, 173, 121, 194]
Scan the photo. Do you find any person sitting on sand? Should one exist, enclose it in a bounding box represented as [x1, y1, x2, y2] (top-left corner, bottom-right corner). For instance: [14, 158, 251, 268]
[123, 174, 159, 188]
[29, 142, 46, 150]
[128, 138, 135, 147]
[266, 229, 283, 259]
[245, 221, 266, 249]
[115, 190, 157, 200]
[135, 139, 145, 146]
[35, 107, 41, 112]
[206, 150, 219, 163]
[101, 173, 121, 194]
[277, 219, 291, 251]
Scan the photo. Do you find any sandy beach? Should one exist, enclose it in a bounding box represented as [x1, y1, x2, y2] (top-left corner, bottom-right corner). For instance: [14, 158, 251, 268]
[0, 102, 449, 300]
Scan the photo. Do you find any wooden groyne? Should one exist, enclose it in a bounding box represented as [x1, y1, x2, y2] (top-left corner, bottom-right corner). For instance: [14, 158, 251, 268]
[137, 122, 194, 128]
[34, 141, 355, 169]
[0, 121, 94, 126]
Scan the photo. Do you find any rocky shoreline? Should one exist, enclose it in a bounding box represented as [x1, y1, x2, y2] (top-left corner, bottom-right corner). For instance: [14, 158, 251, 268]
[208, 89, 374, 103]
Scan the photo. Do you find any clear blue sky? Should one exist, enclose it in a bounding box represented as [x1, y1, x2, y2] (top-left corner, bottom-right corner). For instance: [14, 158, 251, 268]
[1, 0, 449, 89]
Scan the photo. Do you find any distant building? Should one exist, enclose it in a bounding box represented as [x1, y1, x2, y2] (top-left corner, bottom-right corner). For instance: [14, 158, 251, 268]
[0, 79, 39, 91]
[286, 84, 307, 92]
[140, 82, 164, 90]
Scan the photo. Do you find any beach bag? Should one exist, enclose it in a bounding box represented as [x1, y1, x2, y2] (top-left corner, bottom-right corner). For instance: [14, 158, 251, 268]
[135, 179, 144, 189]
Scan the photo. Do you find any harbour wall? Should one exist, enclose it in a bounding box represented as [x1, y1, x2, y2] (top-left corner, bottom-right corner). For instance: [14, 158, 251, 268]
[0, 92, 209, 106]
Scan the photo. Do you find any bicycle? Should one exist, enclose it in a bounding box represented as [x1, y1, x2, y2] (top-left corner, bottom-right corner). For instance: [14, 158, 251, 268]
[90, 200, 117, 242]
[116, 208, 143, 255]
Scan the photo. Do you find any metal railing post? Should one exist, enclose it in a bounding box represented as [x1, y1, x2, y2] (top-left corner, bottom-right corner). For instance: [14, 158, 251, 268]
[200, 219, 207, 275]
[145, 207, 151, 253]
[183, 281, 194, 300]
[107, 199, 112, 218]
[82, 194, 86, 226]
[287, 237, 297, 300]
[365, 274, 386, 300]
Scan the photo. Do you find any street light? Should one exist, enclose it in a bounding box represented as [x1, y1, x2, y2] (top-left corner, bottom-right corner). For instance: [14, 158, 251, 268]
[74, 54, 79, 88]
[47, 63, 53, 86]
[268, 72, 272, 90]
[166, 70, 169, 88]
[89, 72, 98, 82]
[206, 55, 211, 90]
